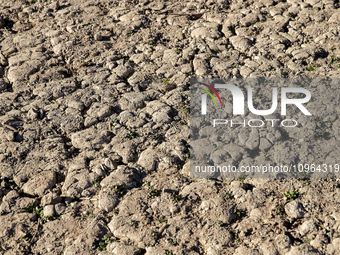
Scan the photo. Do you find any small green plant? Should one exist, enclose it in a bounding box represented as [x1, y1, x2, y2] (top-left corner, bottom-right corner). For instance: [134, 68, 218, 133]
[337, 64, 340, 69]
[92, 176, 103, 184]
[120, 55, 130, 61]
[129, 220, 140, 228]
[238, 174, 247, 182]
[303, 238, 313, 244]
[175, 49, 181, 54]
[111, 184, 126, 197]
[276, 205, 286, 215]
[20, 232, 34, 242]
[80, 61, 88, 67]
[172, 193, 181, 203]
[149, 40, 157, 46]
[224, 192, 234, 200]
[98, 234, 119, 251]
[286, 53, 293, 58]
[165, 250, 174, 255]
[306, 66, 316, 71]
[148, 188, 160, 198]
[128, 30, 135, 36]
[284, 189, 301, 201]
[216, 220, 224, 227]
[235, 209, 245, 218]
[126, 130, 138, 139]
[152, 135, 160, 141]
[19, 206, 56, 224]
[232, 230, 240, 243]
[167, 238, 177, 245]
[27, 0, 37, 5]
[150, 230, 159, 239]
[329, 56, 340, 64]
[314, 131, 330, 139]
[158, 218, 167, 223]
[162, 78, 170, 84]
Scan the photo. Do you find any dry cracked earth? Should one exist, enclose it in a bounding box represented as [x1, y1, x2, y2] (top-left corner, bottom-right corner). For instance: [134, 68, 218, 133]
[1, 0, 340, 254]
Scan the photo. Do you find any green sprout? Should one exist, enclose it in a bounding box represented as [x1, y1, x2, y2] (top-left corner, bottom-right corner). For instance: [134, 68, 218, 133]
[98, 234, 119, 251]
[171, 193, 181, 203]
[129, 220, 140, 228]
[235, 209, 245, 218]
[126, 130, 138, 139]
[216, 220, 224, 227]
[148, 188, 160, 198]
[111, 184, 126, 197]
[224, 192, 234, 200]
[162, 78, 170, 84]
[284, 189, 301, 201]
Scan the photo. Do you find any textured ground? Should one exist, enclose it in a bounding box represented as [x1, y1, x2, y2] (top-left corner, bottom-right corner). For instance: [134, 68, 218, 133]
[0, 0, 340, 254]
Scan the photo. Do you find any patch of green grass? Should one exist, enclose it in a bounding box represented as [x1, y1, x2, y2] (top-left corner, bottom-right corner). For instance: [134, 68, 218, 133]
[237, 174, 247, 182]
[120, 55, 130, 61]
[129, 220, 140, 228]
[152, 134, 160, 141]
[20, 232, 34, 242]
[225, 192, 234, 200]
[172, 193, 181, 203]
[126, 130, 138, 139]
[149, 40, 157, 46]
[162, 78, 171, 85]
[111, 184, 126, 197]
[329, 56, 340, 64]
[98, 234, 119, 251]
[276, 205, 286, 215]
[167, 238, 177, 245]
[303, 238, 313, 244]
[26, 0, 37, 5]
[128, 30, 135, 36]
[216, 220, 224, 227]
[235, 209, 245, 218]
[158, 218, 167, 223]
[148, 188, 160, 198]
[314, 131, 330, 139]
[80, 61, 88, 67]
[284, 189, 301, 201]
[232, 230, 240, 243]
[19, 206, 56, 224]
[150, 230, 159, 240]
[306, 66, 316, 71]
[92, 176, 103, 184]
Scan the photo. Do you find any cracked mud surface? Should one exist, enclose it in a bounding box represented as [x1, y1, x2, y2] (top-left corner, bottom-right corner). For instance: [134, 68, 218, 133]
[0, 0, 340, 254]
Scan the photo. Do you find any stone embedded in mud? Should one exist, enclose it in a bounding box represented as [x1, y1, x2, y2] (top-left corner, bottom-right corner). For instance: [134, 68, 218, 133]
[44, 205, 56, 217]
[137, 148, 158, 171]
[299, 219, 318, 236]
[229, 36, 253, 51]
[22, 172, 57, 197]
[41, 192, 62, 206]
[71, 129, 113, 150]
[98, 189, 119, 212]
[285, 201, 305, 218]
